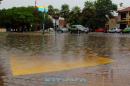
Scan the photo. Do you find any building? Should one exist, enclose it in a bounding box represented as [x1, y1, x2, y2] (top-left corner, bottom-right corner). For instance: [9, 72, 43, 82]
[105, 16, 118, 30]
[52, 17, 66, 28]
[0, 28, 6, 32]
[118, 7, 130, 29]
[59, 17, 66, 28]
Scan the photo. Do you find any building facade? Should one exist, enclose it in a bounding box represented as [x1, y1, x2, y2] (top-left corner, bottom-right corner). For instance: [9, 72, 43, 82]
[118, 7, 130, 29]
[106, 16, 118, 30]
[0, 28, 6, 32]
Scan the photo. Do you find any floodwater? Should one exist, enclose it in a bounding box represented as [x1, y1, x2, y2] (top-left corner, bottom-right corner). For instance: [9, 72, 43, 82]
[0, 32, 130, 86]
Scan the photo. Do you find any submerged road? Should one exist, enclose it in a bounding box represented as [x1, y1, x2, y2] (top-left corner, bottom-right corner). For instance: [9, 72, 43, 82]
[0, 32, 130, 86]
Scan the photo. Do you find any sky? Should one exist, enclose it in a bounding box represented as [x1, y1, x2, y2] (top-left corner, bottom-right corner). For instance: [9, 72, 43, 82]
[0, 0, 130, 9]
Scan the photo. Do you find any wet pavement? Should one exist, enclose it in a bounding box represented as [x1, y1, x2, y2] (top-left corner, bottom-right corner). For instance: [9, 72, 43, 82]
[0, 32, 130, 86]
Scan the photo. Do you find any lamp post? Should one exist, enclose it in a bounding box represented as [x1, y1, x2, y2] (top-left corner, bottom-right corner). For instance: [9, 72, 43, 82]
[53, 15, 59, 31]
[53, 12, 59, 37]
[42, 11, 45, 34]
[42, 8, 48, 34]
[52, 13, 59, 42]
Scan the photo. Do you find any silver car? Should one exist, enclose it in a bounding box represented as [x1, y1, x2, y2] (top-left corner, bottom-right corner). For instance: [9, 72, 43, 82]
[69, 25, 89, 33]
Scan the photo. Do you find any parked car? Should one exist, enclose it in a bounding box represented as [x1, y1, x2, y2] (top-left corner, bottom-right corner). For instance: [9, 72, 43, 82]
[57, 27, 68, 33]
[95, 28, 107, 32]
[122, 27, 130, 33]
[69, 25, 89, 33]
[107, 28, 122, 33]
[116, 28, 122, 33]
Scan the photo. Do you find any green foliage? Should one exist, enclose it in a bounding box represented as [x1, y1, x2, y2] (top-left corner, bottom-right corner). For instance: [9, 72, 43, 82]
[94, 0, 117, 27]
[81, 0, 117, 29]
[81, 1, 96, 29]
[48, 5, 60, 20]
[0, 6, 53, 31]
[48, 5, 55, 16]
[44, 18, 53, 29]
[68, 6, 81, 25]
[60, 4, 70, 22]
[54, 8, 60, 15]
[48, 0, 117, 28]
[0, 0, 117, 31]
[59, 0, 117, 29]
[0, 7, 35, 29]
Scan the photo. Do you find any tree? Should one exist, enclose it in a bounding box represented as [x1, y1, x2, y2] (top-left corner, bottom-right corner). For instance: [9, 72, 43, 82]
[48, 5, 55, 16]
[54, 8, 60, 14]
[0, 6, 52, 32]
[95, 0, 117, 27]
[81, 1, 96, 29]
[60, 4, 70, 22]
[68, 6, 81, 25]
[44, 18, 53, 29]
[52, 8, 60, 19]
[81, 0, 117, 30]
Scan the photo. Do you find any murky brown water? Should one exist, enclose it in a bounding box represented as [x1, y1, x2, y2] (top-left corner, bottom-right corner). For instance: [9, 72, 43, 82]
[0, 33, 130, 86]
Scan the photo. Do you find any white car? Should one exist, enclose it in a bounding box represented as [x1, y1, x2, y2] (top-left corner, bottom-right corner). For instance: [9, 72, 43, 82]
[108, 28, 122, 33]
[69, 25, 89, 33]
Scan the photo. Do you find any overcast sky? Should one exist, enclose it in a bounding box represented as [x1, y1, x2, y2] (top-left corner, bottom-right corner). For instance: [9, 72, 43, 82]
[0, 0, 130, 9]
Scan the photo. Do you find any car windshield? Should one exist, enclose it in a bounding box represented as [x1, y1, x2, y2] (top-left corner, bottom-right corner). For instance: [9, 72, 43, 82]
[71, 26, 76, 28]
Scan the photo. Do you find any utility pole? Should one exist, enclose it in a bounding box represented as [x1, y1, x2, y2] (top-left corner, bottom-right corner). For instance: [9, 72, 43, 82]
[34, 0, 38, 31]
[53, 12, 59, 36]
[35, 0, 48, 33]
[42, 9, 46, 34]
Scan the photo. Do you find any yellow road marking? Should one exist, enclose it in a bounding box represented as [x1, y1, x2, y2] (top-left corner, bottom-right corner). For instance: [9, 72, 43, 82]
[10, 55, 113, 76]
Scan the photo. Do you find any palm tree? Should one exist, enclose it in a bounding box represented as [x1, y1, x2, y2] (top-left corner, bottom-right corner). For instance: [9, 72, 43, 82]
[60, 4, 70, 22]
[48, 5, 55, 16]
[68, 6, 81, 25]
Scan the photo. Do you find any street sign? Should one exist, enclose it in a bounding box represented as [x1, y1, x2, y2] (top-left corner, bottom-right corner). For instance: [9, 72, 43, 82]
[37, 6, 48, 13]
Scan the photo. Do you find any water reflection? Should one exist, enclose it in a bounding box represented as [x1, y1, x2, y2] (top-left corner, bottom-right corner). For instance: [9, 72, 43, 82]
[0, 60, 5, 86]
[0, 33, 130, 85]
[5, 33, 113, 76]
[6, 34, 43, 54]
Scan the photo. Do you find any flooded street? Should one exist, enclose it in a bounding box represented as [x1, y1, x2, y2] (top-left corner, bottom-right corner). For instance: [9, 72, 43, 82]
[0, 32, 130, 86]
